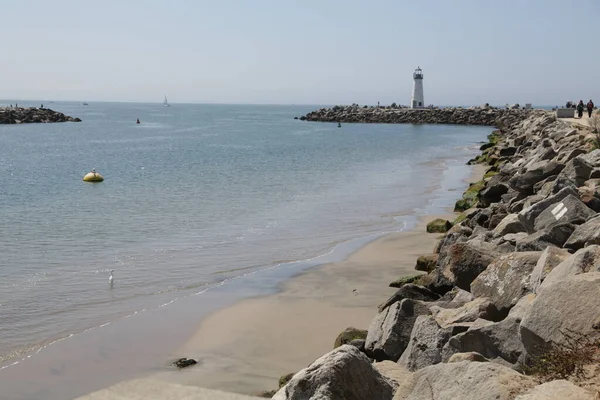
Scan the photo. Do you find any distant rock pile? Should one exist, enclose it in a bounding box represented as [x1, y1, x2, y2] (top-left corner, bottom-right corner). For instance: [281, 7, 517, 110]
[0, 107, 81, 124]
[273, 112, 600, 399]
[297, 105, 538, 127]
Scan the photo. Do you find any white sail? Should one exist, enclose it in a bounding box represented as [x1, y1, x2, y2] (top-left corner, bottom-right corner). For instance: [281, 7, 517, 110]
[164, 95, 170, 107]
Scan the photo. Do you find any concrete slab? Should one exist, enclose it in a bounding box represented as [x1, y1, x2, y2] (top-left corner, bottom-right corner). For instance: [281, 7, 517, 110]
[556, 108, 574, 118]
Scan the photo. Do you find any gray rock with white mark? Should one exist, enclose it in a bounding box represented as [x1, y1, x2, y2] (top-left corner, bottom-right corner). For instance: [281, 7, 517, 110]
[532, 194, 595, 232]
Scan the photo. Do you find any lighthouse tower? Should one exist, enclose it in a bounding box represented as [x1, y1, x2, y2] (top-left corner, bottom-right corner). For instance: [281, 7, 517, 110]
[411, 67, 424, 109]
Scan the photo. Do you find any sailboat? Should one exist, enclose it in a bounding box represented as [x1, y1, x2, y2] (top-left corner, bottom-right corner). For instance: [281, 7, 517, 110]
[163, 95, 170, 107]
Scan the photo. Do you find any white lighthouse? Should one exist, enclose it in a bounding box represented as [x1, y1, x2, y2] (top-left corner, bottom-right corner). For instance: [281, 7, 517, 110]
[410, 67, 424, 109]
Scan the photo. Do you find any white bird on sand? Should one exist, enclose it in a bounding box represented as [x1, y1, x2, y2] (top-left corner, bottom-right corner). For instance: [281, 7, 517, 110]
[109, 270, 114, 285]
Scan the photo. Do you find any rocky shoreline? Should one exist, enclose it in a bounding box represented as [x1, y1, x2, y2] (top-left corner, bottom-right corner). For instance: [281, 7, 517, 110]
[272, 111, 600, 399]
[0, 107, 81, 124]
[296, 105, 536, 127]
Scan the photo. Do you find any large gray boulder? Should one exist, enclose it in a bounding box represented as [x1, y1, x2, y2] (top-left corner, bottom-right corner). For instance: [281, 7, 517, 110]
[441, 316, 526, 366]
[533, 194, 595, 232]
[398, 315, 452, 371]
[518, 187, 578, 233]
[470, 251, 541, 314]
[557, 155, 594, 186]
[563, 215, 600, 251]
[509, 160, 565, 194]
[392, 361, 535, 400]
[365, 298, 431, 361]
[273, 345, 396, 400]
[528, 246, 571, 293]
[515, 380, 595, 400]
[520, 272, 600, 357]
[492, 214, 526, 237]
[436, 240, 501, 291]
[539, 245, 600, 289]
[515, 223, 575, 251]
[430, 297, 500, 328]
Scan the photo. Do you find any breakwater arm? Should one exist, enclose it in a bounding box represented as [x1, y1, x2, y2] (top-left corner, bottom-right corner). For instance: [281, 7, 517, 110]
[298, 105, 538, 127]
[274, 112, 600, 399]
[0, 107, 81, 124]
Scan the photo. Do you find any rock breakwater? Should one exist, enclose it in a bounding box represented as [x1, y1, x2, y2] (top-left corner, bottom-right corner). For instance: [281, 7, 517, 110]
[0, 107, 81, 124]
[273, 112, 600, 399]
[298, 105, 538, 127]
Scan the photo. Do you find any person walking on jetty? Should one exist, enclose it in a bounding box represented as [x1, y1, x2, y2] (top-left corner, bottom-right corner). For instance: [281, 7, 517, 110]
[587, 99, 594, 118]
[577, 100, 585, 119]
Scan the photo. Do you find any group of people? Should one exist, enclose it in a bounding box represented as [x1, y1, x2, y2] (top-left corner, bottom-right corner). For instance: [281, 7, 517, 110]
[576, 100, 595, 119]
[566, 100, 595, 118]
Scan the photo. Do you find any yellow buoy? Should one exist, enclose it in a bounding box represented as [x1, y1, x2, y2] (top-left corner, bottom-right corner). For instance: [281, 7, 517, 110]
[83, 170, 104, 182]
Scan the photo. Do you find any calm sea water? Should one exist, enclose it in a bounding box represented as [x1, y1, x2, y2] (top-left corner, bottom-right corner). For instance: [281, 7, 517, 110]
[0, 102, 490, 398]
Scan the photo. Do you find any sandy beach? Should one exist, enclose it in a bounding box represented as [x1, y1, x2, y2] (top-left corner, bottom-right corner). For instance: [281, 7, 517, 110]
[146, 164, 486, 396]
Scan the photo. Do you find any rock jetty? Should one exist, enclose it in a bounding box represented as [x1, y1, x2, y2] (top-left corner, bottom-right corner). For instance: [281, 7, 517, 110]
[0, 107, 81, 124]
[273, 111, 600, 399]
[297, 104, 536, 127]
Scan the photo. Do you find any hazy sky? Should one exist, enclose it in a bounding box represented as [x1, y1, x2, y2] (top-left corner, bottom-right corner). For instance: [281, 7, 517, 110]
[2, 0, 598, 105]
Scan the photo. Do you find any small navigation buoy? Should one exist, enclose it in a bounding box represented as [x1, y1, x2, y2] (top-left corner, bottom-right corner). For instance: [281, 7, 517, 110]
[109, 269, 114, 285]
[136, 118, 140, 124]
[338, 122, 342, 128]
[83, 169, 104, 182]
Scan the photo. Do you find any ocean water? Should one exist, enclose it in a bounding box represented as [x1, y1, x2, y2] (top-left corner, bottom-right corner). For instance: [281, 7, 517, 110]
[0, 102, 491, 399]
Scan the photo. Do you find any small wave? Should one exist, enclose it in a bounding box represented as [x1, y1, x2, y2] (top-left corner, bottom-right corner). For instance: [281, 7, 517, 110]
[158, 298, 178, 308]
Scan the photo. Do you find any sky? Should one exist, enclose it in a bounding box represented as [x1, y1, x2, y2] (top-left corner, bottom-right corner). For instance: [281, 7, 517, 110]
[1, 0, 598, 106]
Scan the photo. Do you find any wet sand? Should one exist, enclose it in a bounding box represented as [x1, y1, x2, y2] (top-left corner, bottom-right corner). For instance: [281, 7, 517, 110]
[153, 217, 448, 395]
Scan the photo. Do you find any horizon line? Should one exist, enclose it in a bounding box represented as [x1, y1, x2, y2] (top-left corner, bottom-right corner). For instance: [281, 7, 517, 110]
[0, 99, 558, 108]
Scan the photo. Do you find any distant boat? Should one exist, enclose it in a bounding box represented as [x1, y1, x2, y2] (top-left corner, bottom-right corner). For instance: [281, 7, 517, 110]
[82, 102, 89, 106]
[163, 95, 170, 107]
